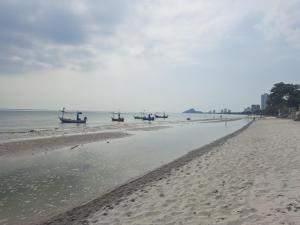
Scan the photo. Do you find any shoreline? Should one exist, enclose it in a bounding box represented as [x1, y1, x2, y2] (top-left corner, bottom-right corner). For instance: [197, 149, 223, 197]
[0, 117, 245, 143]
[0, 119, 245, 157]
[36, 120, 253, 225]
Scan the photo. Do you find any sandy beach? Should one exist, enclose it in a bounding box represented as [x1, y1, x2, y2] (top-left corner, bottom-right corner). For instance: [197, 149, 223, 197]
[37, 118, 300, 225]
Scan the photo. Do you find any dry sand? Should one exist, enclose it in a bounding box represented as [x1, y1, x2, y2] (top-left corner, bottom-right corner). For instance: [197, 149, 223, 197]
[38, 119, 300, 225]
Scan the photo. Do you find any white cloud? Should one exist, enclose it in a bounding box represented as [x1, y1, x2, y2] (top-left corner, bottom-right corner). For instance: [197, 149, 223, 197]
[257, 0, 300, 48]
[2, 0, 300, 73]
[109, 0, 243, 62]
[92, 0, 300, 67]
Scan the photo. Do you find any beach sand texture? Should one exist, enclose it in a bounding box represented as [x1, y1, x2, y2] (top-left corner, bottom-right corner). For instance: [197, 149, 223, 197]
[85, 119, 300, 225]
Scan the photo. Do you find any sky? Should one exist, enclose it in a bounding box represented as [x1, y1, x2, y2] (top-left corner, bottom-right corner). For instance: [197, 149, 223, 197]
[0, 0, 299, 112]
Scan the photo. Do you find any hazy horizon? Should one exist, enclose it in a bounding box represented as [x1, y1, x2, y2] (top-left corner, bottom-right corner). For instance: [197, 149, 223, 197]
[0, 0, 299, 112]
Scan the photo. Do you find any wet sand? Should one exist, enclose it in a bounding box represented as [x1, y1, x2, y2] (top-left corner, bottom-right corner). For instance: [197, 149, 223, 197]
[0, 123, 180, 156]
[126, 125, 170, 131]
[0, 132, 131, 156]
[37, 119, 300, 225]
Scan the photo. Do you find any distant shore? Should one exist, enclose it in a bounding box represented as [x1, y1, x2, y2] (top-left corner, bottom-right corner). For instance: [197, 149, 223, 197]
[36, 119, 300, 225]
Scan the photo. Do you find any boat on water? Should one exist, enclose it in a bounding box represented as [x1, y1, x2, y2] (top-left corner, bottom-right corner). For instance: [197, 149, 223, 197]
[112, 112, 124, 122]
[59, 108, 87, 124]
[142, 113, 155, 121]
[155, 112, 168, 119]
[133, 112, 145, 120]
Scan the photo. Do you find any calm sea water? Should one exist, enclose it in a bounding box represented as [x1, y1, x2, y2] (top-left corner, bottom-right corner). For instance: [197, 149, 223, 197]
[0, 109, 239, 133]
[0, 110, 249, 225]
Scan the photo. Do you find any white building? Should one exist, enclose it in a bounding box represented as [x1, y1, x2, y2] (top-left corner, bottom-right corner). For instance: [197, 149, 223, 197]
[261, 93, 268, 110]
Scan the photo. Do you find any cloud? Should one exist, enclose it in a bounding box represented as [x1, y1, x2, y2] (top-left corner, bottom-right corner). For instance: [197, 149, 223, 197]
[1, 0, 300, 75]
[93, 0, 300, 67]
[256, 0, 300, 48]
[0, 0, 127, 74]
[105, 0, 243, 63]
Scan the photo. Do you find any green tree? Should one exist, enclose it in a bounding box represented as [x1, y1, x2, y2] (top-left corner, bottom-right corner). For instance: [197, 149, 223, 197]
[265, 82, 300, 116]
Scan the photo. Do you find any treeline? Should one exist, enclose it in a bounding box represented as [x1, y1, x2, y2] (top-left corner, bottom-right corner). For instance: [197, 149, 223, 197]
[265, 82, 300, 116]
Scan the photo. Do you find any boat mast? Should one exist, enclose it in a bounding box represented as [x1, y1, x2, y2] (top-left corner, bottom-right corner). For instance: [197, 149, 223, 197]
[62, 107, 65, 119]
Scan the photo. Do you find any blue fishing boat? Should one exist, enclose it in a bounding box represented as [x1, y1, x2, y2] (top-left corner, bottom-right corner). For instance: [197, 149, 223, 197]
[59, 108, 87, 124]
[112, 112, 124, 122]
[142, 113, 155, 121]
[155, 112, 168, 119]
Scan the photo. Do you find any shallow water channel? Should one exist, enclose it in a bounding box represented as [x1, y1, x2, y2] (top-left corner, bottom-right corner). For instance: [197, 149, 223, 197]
[0, 119, 250, 225]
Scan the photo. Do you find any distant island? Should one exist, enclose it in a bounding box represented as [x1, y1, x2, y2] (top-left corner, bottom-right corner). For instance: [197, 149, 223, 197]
[182, 108, 203, 114]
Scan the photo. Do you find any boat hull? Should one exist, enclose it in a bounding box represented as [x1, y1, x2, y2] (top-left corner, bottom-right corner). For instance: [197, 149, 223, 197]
[112, 118, 124, 122]
[142, 117, 155, 121]
[155, 115, 168, 119]
[59, 117, 87, 124]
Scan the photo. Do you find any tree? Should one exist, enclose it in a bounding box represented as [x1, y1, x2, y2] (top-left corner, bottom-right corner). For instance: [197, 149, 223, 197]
[265, 82, 300, 116]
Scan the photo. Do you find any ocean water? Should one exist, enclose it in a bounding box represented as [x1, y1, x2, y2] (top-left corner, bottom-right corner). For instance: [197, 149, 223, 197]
[0, 109, 240, 135]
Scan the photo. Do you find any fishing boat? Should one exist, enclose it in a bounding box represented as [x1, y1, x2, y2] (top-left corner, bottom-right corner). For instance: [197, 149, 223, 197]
[155, 112, 168, 119]
[59, 108, 87, 124]
[142, 113, 155, 121]
[112, 112, 124, 122]
[133, 112, 145, 119]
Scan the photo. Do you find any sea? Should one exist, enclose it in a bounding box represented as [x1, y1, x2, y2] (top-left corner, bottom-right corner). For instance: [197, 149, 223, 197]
[0, 109, 241, 140]
[0, 109, 249, 225]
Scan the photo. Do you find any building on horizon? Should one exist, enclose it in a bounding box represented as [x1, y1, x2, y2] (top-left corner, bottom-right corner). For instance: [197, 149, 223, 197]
[251, 104, 260, 113]
[244, 107, 251, 113]
[220, 108, 231, 114]
[243, 105, 261, 114]
[261, 93, 269, 110]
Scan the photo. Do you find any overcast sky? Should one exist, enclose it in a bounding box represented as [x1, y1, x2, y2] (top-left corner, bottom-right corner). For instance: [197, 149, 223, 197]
[0, 0, 299, 112]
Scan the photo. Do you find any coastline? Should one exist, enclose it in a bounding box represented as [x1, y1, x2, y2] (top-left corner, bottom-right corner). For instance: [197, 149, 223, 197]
[36, 120, 253, 225]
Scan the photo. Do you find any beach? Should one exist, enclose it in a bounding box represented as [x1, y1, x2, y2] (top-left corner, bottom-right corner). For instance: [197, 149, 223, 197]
[37, 118, 300, 225]
[1, 1, 299, 224]
[0, 115, 249, 225]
